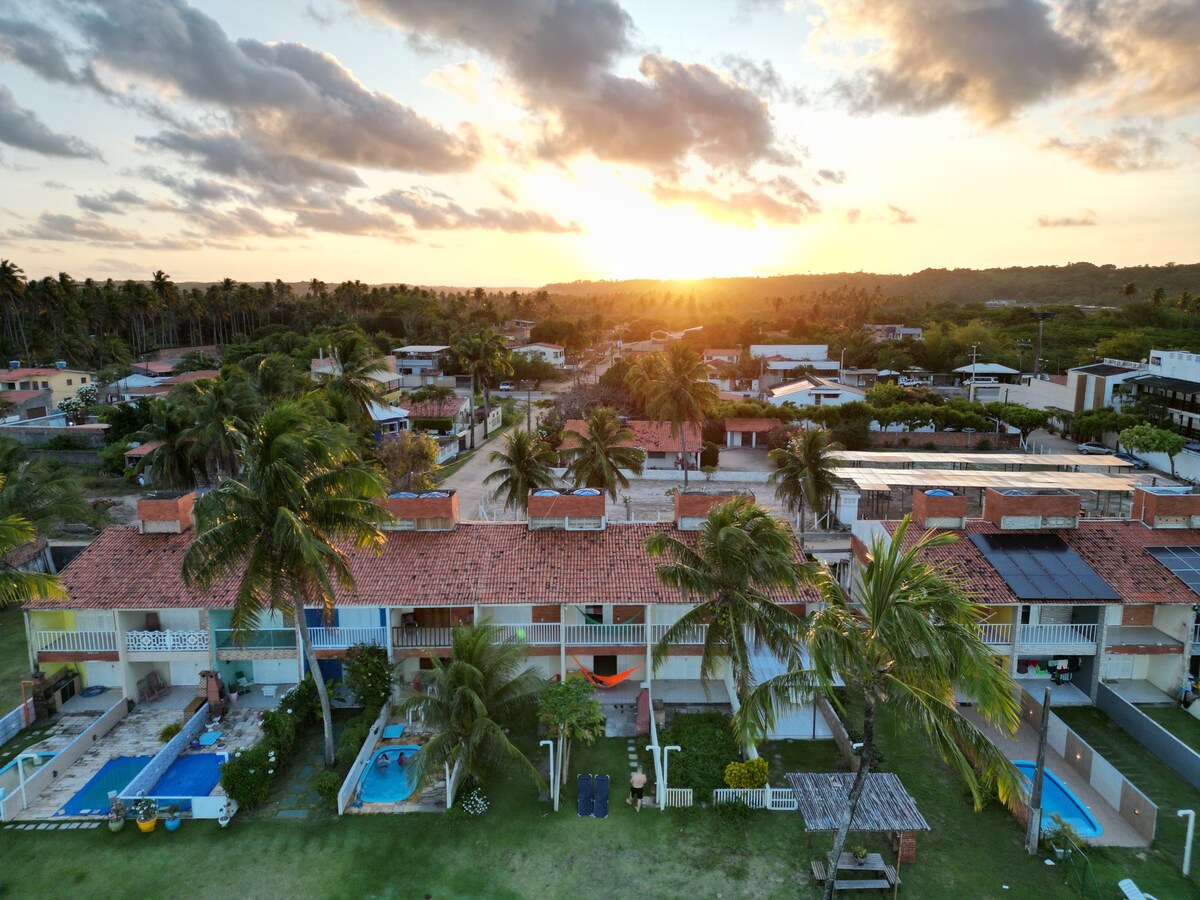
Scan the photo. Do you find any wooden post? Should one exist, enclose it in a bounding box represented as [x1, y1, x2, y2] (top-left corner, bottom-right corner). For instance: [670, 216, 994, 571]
[1025, 687, 1052, 854]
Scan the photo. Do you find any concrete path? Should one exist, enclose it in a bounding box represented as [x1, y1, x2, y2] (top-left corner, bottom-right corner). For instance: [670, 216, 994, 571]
[442, 398, 546, 520]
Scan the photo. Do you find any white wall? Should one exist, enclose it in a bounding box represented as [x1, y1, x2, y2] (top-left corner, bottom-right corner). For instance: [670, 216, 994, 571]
[159, 609, 202, 631]
[169, 660, 205, 688]
[253, 658, 300, 683]
[336, 608, 379, 629]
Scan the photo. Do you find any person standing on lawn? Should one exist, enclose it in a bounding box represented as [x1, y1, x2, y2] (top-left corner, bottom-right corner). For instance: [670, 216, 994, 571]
[627, 766, 647, 811]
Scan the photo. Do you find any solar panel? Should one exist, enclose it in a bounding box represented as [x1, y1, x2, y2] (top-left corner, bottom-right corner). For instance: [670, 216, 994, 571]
[970, 533, 1120, 601]
[1147, 546, 1200, 597]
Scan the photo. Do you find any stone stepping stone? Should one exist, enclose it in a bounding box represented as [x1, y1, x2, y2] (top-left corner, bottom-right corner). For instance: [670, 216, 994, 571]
[628, 761, 638, 768]
[3, 824, 14, 830]
[65, 823, 81, 829]
[84, 822, 100, 829]
[627, 753, 638, 760]
[36, 823, 50, 830]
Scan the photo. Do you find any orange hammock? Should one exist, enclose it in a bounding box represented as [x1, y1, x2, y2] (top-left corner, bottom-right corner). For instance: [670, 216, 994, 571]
[572, 656, 641, 689]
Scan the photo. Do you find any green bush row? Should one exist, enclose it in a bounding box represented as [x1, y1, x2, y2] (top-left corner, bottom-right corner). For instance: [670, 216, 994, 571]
[658, 712, 740, 794]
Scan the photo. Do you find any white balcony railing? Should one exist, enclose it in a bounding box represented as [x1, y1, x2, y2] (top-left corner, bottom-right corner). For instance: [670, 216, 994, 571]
[392, 622, 709, 649]
[33, 630, 118, 654]
[393, 626, 454, 649]
[489, 623, 560, 645]
[126, 629, 210, 653]
[1017, 624, 1099, 647]
[308, 626, 388, 649]
[977, 623, 1012, 645]
[564, 624, 645, 646]
[649, 624, 708, 645]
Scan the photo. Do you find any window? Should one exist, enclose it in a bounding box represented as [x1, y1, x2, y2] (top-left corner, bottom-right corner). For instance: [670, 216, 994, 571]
[81, 376, 88, 383]
[66, 379, 73, 386]
[648, 451, 666, 459]
[584, 605, 604, 625]
[40, 381, 48, 389]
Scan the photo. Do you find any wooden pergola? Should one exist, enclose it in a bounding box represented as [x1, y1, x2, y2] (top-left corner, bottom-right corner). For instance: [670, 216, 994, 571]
[787, 772, 930, 893]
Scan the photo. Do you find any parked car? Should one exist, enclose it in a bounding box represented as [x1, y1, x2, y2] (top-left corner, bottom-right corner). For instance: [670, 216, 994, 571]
[1077, 441, 1113, 455]
[1113, 451, 1149, 470]
[497, 381, 515, 391]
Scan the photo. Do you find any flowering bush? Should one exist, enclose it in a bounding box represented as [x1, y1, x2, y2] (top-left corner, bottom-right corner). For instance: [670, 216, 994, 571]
[724, 757, 769, 790]
[461, 787, 489, 816]
[343, 643, 396, 717]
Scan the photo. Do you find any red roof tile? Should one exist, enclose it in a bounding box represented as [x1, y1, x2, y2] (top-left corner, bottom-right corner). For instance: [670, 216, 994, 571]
[725, 418, 781, 433]
[407, 397, 466, 419]
[39, 522, 818, 610]
[563, 419, 703, 454]
[881, 518, 1200, 604]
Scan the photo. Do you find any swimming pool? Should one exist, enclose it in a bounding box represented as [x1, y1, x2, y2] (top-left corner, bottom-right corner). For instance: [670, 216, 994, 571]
[359, 746, 420, 803]
[56, 756, 151, 817]
[1013, 760, 1104, 839]
[147, 753, 226, 811]
[0, 753, 56, 801]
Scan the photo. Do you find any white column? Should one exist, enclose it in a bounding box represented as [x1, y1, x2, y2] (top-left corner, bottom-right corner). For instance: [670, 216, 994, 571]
[559, 605, 567, 679]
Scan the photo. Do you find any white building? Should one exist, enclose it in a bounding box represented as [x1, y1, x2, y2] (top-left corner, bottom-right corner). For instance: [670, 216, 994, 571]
[514, 342, 566, 368]
[391, 345, 450, 377]
[766, 376, 865, 408]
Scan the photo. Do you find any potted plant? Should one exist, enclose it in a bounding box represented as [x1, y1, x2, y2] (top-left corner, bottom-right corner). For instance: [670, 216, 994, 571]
[217, 802, 232, 828]
[1045, 813, 1082, 860]
[107, 797, 126, 833]
[133, 795, 158, 833]
[163, 804, 181, 832]
[852, 846, 869, 865]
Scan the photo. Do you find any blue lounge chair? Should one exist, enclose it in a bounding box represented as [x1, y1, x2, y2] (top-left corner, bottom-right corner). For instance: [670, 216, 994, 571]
[382, 724, 405, 740]
[593, 774, 610, 818]
[576, 773, 593, 817]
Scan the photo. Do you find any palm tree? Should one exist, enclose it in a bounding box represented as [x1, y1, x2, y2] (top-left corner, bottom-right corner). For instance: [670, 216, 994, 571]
[131, 400, 202, 489]
[734, 518, 1022, 900]
[181, 372, 259, 481]
[626, 345, 717, 486]
[0, 259, 30, 359]
[181, 401, 389, 765]
[317, 332, 389, 424]
[647, 497, 805, 700]
[453, 328, 513, 437]
[0, 507, 66, 608]
[561, 407, 646, 500]
[484, 428, 556, 512]
[768, 428, 842, 533]
[398, 624, 545, 800]
[0, 439, 88, 527]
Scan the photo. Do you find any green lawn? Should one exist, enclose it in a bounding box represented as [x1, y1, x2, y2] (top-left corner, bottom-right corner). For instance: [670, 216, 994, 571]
[1141, 705, 1200, 753]
[1057, 706, 1200, 897]
[0, 603, 29, 711]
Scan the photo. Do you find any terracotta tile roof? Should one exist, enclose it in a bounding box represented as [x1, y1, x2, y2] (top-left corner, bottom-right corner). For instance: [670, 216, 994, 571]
[123, 440, 163, 459]
[880, 518, 1200, 604]
[37, 522, 819, 610]
[563, 419, 703, 454]
[0, 389, 50, 402]
[163, 370, 220, 384]
[1, 367, 90, 378]
[725, 418, 781, 433]
[704, 349, 740, 357]
[407, 397, 466, 419]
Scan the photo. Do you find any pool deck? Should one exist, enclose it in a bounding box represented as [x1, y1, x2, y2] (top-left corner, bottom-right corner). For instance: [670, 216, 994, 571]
[11, 698, 264, 821]
[961, 707, 1148, 847]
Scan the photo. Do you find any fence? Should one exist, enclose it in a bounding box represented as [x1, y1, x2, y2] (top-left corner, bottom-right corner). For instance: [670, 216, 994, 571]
[1095, 684, 1200, 792]
[0, 698, 127, 821]
[712, 787, 797, 810]
[0, 699, 34, 746]
[1018, 689, 1157, 842]
[126, 629, 210, 652]
[120, 702, 210, 805]
[336, 703, 390, 815]
[664, 787, 694, 808]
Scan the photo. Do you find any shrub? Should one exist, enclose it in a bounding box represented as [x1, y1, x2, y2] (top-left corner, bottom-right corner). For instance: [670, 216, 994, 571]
[922, 441, 938, 451]
[724, 757, 768, 789]
[713, 798, 755, 823]
[220, 744, 278, 808]
[336, 715, 372, 765]
[699, 441, 719, 468]
[313, 769, 341, 812]
[46, 434, 86, 450]
[659, 713, 739, 793]
[343, 643, 396, 716]
[158, 722, 182, 743]
[98, 442, 132, 476]
[974, 437, 993, 452]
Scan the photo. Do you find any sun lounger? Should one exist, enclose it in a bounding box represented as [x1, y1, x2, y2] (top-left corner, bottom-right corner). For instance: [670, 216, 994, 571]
[576, 773, 593, 817]
[593, 774, 610, 818]
[1118, 878, 1157, 900]
[382, 724, 405, 740]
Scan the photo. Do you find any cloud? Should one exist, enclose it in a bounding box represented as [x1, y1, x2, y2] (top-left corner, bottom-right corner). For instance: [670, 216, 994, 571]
[90, 257, 144, 274]
[135, 166, 252, 204]
[1037, 211, 1097, 227]
[817, 168, 845, 184]
[1043, 126, 1174, 172]
[820, 0, 1105, 124]
[423, 60, 485, 103]
[886, 203, 915, 224]
[844, 204, 914, 225]
[11, 212, 143, 243]
[718, 55, 807, 105]
[650, 175, 819, 224]
[352, 0, 790, 172]
[0, 17, 93, 86]
[845, 208, 861, 224]
[75, 189, 146, 214]
[293, 201, 405, 237]
[376, 188, 581, 232]
[0, 86, 101, 159]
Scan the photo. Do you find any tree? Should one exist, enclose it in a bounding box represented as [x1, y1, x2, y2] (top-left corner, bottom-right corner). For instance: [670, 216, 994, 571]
[343, 643, 396, 716]
[626, 345, 718, 486]
[484, 428, 557, 512]
[0, 503, 66, 608]
[182, 370, 259, 480]
[182, 400, 390, 765]
[130, 399, 203, 489]
[453, 328, 513, 436]
[1119, 423, 1186, 476]
[376, 429, 440, 492]
[991, 403, 1050, 446]
[0, 439, 88, 527]
[510, 353, 559, 388]
[316, 331, 389, 424]
[399, 624, 545, 801]
[768, 428, 842, 532]
[561, 407, 646, 500]
[733, 518, 1022, 900]
[538, 676, 604, 788]
[648, 497, 805, 700]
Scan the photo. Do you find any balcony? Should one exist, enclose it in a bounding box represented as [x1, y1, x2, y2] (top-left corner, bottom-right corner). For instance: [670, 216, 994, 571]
[125, 629, 210, 653]
[33, 630, 118, 654]
[307, 626, 388, 649]
[214, 628, 297, 650]
[391, 622, 708, 649]
[977, 623, 1012, 647]
[1016, 623, 1099, 653]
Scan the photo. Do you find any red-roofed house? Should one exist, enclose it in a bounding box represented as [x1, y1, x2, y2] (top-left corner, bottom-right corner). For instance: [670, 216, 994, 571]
[724, 418, 782, 448]
[563, 418, 703, 469]
[0, 365, 95, 405]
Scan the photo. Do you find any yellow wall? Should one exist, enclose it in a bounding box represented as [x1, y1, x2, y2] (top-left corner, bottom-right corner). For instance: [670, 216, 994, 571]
[29, 610, 74, 631]
[981, 606, 1016, 624]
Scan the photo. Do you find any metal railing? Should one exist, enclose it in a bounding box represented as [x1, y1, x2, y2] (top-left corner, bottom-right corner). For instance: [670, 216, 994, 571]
[393, 626, 454, 648]
[487, 623, 560, 645]
[213, 628, 297, 650]
[564, 623, 645, 646]
[648, 624, 707, 645]
[1017, 624, 1099, 646]
[977, 623, 1012, 645]
[33, 630, 117, 653]
[125, 629, 210, 653]
[308, 626, 388, 649]
[391, 621, 711, 648]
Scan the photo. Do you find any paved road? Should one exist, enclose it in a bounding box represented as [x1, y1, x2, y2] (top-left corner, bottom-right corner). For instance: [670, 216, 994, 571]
[443, 398, 549, 520]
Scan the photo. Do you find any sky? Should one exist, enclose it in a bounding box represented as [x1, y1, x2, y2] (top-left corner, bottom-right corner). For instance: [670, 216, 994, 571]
[0, 0, 1197, 286]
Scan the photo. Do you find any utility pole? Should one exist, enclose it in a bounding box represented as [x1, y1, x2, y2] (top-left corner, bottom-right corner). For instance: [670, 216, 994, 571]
[1030, 312, 1056, 379]
[1025, 687, 1052, 854]
[968, 344, 979, 404]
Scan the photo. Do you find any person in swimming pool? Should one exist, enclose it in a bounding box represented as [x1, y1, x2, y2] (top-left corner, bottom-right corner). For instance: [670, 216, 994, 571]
[376, 752, 391, 769]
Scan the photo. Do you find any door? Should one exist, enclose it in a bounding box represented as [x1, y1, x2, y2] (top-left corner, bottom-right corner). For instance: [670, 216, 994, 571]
[83, 661, 120, 688]
[593, 655, 618, 677]
[252, 659, 298, 684]
[1102, 655, 1134, 680]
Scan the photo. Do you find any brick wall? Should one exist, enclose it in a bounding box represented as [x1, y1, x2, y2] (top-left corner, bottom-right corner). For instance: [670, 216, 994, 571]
[138, 492, 195, 533]
[1122, 605, 1155, 627]
[377, 492, 458, 526]
[614, 605, 644, 624]
[1132, 488, 1200, 526]
[983, 489, 1080, 525]
[527, 491, 606, 518]
[891, 831, 918, 863]
[911, 489, 967, 528]
[869, 431, 1021, 450]
[532, 605, 559, 624]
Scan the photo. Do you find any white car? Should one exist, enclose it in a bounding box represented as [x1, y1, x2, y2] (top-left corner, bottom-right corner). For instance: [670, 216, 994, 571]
[497, 381, 515, 391]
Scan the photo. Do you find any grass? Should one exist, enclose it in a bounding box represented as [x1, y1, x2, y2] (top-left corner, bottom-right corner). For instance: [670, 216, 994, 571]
[0, 603, 30, 711]
[1141, 705, 1200, 752]
[1057, 706, 1200, 897]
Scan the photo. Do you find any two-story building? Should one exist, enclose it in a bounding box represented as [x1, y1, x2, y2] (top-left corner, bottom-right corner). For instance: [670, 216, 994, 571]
[391, 345, 450, 379]
[514, 343, 566, 368]
[0, 364, 95, 406]
[561, 419, 704, 470]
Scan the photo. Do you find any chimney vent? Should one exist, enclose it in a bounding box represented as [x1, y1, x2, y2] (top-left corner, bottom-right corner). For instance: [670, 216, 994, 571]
[377, 490, 458, 531]
[137, 491, 196, 534]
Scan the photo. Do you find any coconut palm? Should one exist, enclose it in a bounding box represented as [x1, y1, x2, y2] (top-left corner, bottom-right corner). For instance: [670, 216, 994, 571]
[733, 518, 1022, 900]
[647, 496, 806, 700]
[130, 399, 203, 489]
[0, 439, 88, 527]
[0, 259, 30, 359]
[181, 400, 389, 766]
[561, 407, 646, 500]
[0, 507, 66, 609]
[768, 428, 842, 533]
[453, 328, 513, 435]
[317, 332, 389, 423]
[484, 428, 557, 512]
[626, 345, 717, 486]
[182, 371, 260, 481]
[399, 624, 545, 800]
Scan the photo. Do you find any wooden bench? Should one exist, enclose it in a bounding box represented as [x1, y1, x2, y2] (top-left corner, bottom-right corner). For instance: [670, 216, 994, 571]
[833, 878, 891, 891]
[811, 860, 827, 882]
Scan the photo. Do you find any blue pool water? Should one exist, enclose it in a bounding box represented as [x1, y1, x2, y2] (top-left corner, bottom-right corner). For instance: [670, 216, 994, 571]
[148, 753, 225, 811]
[1013, 760, 1104, 839]
[359, 746, 420, 803]
[56, 756, 151, 816]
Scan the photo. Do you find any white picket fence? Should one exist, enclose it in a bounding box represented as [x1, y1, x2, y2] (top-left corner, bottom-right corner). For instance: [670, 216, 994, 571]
[664, 787, 694, 809]
[712, 787, 798, 811]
